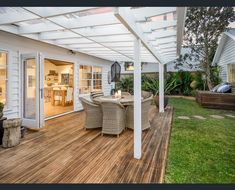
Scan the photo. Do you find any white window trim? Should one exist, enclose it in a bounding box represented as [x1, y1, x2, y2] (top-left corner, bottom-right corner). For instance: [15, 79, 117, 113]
[227, 63, 235, 83]
[0, 49, 11, 112]
[79, 64, 103, 95]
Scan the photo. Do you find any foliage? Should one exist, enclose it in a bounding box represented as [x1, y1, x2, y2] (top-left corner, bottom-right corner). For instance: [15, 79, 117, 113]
[0, 102, 4, 112]
[165, 71, 193, 95]
[165, 98, 235, 183]
[210, 65, 222, 87]
[141, 74, 180, 95]
[175, 7, 235, 89]
[117, 71, 209, 97]
[116, 76, 134, 94]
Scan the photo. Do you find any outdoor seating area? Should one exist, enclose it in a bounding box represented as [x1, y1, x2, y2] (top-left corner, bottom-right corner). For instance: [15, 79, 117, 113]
[79, 91, 153, 137]
[196, 83, 235, 110]
[0, 105, 173, 183]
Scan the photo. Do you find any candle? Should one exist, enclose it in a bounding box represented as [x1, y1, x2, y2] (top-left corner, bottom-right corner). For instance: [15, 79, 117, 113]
[117, 90, 121, 98]
[114, 92, 118, 98]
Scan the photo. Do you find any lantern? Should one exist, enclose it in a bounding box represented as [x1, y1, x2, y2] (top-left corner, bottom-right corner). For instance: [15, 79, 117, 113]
[111, 61, 121, 82]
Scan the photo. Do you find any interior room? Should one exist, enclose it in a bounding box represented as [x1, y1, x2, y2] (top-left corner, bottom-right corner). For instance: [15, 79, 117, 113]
[44, 58, 74, 118]
[0, 51, 7, 104]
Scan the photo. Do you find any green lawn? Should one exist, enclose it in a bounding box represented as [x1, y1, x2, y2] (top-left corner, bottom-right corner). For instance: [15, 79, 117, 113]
[165, 97, 235, 183]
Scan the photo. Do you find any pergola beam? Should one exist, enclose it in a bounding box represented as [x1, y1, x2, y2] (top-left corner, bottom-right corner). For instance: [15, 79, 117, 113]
[48, 12, 120, 29]
[114, 7, 165, 64]
[131, 7, 177, 21]
[141, 21, 177, 32]
[0, 8, 39, 25]
[24, 7, 97, 18]
[22, 7, 134, 61]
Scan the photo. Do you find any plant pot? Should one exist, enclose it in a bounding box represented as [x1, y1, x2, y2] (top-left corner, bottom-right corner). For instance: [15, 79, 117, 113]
[154, 96, 168, 109]
[0, 112, 3, 119]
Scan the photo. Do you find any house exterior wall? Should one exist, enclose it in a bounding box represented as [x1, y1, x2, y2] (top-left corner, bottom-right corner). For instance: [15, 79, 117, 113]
[217, 37, 235, 82]
[0, 30, 112, 119]
[120, 61, 160, 74]
[120, 48, 201, 76]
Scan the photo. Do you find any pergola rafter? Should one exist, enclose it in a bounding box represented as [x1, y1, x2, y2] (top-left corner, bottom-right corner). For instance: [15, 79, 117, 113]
[0, 7, 185, 63]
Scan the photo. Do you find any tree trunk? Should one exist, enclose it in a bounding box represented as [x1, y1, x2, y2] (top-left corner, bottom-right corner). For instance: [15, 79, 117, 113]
[206, 61, 213, 90]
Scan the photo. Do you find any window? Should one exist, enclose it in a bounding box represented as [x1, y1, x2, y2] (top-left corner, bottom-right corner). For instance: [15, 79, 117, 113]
[124, 62, 144, 71]
[79, 65, 102, 94]
[0, 51, 7, 105]
[228, 64, 235, 83]
[93, 67, 102, 91]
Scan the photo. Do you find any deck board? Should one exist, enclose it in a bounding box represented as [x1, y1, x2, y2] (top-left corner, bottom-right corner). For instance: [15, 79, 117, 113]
[0, 106, 173, 183]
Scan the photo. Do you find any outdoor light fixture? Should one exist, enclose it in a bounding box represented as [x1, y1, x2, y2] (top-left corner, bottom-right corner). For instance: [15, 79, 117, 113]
[68, 50, 76, 55]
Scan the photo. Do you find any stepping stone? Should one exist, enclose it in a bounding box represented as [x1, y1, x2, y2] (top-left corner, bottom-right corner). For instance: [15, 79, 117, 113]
[193, 115, 206, 120]
[177, 116, 190, 120]
[225, 114, 235, 118]
[210, 115, 224, 119]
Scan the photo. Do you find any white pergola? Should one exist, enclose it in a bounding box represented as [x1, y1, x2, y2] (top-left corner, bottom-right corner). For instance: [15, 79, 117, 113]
[0, 7, 186, 159]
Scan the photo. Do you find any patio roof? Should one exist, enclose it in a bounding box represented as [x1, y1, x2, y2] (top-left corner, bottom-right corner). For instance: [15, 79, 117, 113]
[0, 7, 186, 64]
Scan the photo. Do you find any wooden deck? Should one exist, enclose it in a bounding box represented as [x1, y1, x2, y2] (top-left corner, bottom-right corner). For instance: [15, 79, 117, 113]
[0, 106, 173, 183]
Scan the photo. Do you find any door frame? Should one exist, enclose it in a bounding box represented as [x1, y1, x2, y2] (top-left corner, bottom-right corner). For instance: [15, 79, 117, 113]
[43, 57, 76, 120]
[21, 52, 44, 129]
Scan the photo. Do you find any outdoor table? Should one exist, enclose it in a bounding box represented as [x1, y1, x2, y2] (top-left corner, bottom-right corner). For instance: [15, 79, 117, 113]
[93, 95, 143, 106]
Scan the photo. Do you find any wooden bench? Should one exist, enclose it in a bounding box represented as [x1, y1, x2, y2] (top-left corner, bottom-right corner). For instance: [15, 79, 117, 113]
[196, 84, 235, 110]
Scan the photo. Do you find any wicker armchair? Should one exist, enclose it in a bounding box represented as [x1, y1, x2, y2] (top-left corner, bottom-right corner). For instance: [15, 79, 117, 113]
[141, 91, 152, 99]
[100, 100, 126, 137]
[121, 91, 131, 96]
[90, 91, 104, 101]
[79, 97, 102, 129]
[126, 95, 153, 131]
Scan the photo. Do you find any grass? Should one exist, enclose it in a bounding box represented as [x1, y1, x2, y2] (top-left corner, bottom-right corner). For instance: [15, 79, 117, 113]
[165, 97, 235, 183]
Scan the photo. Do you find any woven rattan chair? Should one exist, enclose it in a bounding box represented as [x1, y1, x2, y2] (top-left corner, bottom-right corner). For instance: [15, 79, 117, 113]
[121, 91, 131, 96]
[141, 91, 152, 99]
[126, 95, 153, 131]
[79, 97, 102, 129]
[100, 100, 126, 137]
[90, 91, 104, 101]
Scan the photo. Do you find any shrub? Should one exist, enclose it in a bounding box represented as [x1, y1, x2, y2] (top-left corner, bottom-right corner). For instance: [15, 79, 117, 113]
[0, 102, 4, 112]
[116, 76, 134, 94]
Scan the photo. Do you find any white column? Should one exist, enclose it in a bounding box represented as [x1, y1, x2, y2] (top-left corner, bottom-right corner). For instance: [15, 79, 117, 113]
[134, 37, 142, 159]
[159, 63, 164, 113]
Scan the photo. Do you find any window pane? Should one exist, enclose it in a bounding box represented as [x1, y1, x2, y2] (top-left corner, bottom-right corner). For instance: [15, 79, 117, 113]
[24, 58, 36, 119]
[79, 65, 92, 94]
[79, 65, 102, 94]
[93, 66, 102, 91]
[0, 52, 7, 104]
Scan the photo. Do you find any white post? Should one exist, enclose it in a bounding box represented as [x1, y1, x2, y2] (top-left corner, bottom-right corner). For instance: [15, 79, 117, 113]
[159, 63, 164, 113]
[134, 37, 142, 159]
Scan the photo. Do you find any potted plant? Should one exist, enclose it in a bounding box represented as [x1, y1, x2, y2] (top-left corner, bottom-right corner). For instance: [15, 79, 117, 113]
[0, 102, 4, 119]
[142, 77, 179, 108]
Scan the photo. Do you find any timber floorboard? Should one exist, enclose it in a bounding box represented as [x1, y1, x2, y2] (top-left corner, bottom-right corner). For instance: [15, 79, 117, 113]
[0, 106, 173, 183]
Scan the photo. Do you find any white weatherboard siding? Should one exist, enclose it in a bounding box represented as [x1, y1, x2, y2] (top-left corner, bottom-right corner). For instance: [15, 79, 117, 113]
[120, 62, 159, 74]
[217, 37, 235, 82]
[212, 29, 235, 82]
[0, 30, 112, 119]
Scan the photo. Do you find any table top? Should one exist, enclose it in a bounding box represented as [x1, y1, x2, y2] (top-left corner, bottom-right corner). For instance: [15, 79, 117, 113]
[93, 95, 140, 106]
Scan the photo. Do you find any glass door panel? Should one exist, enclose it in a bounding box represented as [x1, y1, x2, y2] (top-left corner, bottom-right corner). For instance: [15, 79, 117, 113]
[24, 58, 37, 119]
[21, 53, 44, 129]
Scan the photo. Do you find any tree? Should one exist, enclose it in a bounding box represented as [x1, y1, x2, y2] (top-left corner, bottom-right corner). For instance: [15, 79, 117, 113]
[175, 7, 235, 89]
